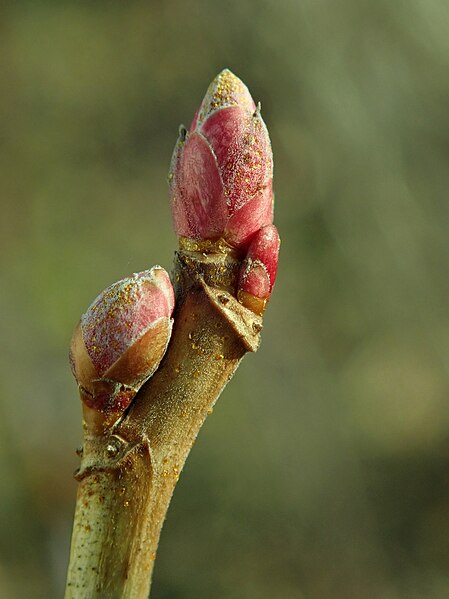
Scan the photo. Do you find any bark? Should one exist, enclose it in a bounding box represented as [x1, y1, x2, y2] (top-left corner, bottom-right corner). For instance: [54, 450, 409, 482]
[65, 247, 263, 598]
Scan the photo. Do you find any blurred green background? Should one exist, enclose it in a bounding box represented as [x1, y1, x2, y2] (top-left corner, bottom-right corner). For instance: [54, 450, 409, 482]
[1, 1, 449, 597]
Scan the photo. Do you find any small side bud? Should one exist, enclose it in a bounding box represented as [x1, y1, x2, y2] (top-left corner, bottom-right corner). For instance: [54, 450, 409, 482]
[69, 267, 175, 424]
[237, 224, 280, 315]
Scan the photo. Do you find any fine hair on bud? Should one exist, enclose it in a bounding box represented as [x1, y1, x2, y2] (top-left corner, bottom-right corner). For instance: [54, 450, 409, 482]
[69, 266, 175, 417]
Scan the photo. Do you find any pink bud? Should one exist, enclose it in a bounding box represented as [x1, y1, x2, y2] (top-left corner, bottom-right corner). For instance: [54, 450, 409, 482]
[169, 69, 274, 249]
[70, 267, 175, 415]
[237, 224, 280, 315]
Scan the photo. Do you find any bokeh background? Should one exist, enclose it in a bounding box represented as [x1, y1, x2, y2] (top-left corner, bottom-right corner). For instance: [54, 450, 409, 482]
[1, 1, 449, 597]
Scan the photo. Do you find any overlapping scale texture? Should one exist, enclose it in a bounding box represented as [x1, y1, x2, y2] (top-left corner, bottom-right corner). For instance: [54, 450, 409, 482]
[70, 267, 175, 414]
[169, 69, 273, 249]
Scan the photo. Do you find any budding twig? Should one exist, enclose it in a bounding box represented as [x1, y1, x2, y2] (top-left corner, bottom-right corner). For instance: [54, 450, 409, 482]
[65, 69, 279, 598]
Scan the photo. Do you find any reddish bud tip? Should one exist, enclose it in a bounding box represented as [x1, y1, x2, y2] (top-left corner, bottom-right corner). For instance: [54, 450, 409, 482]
[169, 69, 274, 249]
[237, 224, 280, 315]
[70, 267, 175, 416]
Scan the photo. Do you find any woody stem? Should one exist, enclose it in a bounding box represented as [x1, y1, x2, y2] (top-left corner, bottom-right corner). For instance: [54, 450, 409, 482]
[64, 248, 262, 599]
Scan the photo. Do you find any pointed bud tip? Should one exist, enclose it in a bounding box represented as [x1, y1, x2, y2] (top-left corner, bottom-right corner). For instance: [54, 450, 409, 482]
[193, 69, 256, 131]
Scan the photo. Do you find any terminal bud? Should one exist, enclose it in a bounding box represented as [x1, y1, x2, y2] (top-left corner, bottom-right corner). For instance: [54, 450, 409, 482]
[169, 69, 274, 249]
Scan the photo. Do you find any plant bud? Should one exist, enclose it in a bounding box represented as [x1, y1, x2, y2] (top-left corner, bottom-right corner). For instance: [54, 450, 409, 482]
[69, 267, 175, 417]
[237, 224, 280, 315]
[169, 69, 274, 249]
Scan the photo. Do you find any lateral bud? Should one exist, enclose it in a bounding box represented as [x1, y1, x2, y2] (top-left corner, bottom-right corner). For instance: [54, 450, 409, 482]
[69, 267, 175, 427]
[237, 224, 280, 315]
